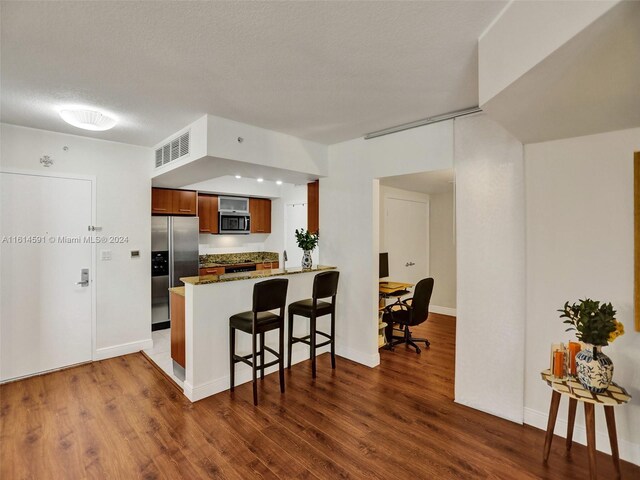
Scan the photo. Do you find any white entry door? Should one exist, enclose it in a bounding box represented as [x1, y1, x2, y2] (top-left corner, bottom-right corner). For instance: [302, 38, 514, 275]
[385, 197, 429, 286]
[1, 172, 93, 381]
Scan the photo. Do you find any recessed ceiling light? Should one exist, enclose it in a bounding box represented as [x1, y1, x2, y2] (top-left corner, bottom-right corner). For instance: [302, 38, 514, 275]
[59, 109, 117, 131]
[257, 178, 264, 183]
[276, 180, 283, 185]
[235, 175, 242, 179]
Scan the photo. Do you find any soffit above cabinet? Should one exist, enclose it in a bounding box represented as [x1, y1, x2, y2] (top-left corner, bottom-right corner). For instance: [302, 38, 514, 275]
[151, 115, 327, 188]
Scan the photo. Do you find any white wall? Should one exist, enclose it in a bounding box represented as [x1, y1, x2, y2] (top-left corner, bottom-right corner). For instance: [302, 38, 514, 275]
[524, 127, 640, 463]
[0, 123, 152, 358]
[320, 121, 454, 368]
[454, 114, 525, 423]
[429, 190, 456, 311]
[479, 0, 617, 105]
[198, 234, 272, 255]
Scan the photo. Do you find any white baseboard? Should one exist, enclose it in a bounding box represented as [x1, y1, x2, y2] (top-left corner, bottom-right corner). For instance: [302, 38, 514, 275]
[524, 407, 640, 466]
[185, 346, 331, 402]
[94, 339, 153, 361]
[336, 345, 380, 368]
[429, 305, 457, 317]
[455, 397, 524, 425]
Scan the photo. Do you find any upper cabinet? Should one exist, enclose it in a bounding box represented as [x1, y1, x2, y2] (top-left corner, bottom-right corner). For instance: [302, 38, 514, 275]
[307, 180, 319, 234]
[151, 188, 173, 214]
[173, 189, 197, 215]
[197, 194, 219, 233]
[152, 188, 197, 216]
[249, 198, 271, 234]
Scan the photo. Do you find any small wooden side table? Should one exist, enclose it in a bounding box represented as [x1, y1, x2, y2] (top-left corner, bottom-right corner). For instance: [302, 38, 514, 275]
[541, 370, 631, 479]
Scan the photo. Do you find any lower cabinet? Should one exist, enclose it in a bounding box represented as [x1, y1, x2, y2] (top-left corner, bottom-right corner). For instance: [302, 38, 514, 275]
[199, 267, 225, 276]
[170, 291, 185, 369]
[256, 261, 279, 270]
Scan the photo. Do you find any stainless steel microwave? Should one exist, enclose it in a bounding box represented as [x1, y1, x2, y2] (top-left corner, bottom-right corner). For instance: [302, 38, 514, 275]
[219, 213, 251, 234]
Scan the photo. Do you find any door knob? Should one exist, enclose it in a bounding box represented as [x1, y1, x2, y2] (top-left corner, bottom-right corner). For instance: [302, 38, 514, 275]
[76, 268, 89, 287]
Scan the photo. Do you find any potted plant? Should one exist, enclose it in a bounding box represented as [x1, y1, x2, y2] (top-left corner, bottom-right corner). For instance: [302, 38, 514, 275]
[294, 228, 319, 269]
[559, 298, 625, 392]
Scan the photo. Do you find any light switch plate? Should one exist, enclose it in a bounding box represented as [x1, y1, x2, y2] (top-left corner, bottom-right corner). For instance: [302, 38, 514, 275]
[100, 250, 112, 261]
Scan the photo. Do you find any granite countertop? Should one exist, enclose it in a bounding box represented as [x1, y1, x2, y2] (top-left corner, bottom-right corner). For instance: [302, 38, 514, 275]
[169, 286, 185, 297]
[181, 265, 336, 286]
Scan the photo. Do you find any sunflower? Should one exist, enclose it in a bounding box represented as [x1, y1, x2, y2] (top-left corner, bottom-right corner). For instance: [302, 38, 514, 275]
[608, 320, 625, 343]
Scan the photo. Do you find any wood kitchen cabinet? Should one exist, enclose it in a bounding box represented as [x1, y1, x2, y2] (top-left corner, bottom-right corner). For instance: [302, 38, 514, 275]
[170, 290, 185, 369]
[152, 188, 197, 215]
[308, 180, 319, 234]
[199, 267, 225, 276]
[256, 261, 279, 270]
[197, 194, 219, 233]
[249, 198, 272, 234]
[151, 188, 173, 214]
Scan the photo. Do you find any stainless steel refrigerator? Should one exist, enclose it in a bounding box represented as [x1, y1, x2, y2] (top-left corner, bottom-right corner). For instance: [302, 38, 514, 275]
[151, 216, 199, 328]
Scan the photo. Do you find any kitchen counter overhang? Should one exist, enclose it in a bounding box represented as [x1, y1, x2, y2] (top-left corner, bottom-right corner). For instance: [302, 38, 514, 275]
[181, 265, 335, 286]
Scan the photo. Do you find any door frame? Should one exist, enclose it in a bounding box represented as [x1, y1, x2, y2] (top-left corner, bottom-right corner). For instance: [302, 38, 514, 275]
[0, 167, 98, 362]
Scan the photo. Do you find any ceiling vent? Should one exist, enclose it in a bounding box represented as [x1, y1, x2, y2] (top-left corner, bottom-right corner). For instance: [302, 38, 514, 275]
[155, 130, 190, 168]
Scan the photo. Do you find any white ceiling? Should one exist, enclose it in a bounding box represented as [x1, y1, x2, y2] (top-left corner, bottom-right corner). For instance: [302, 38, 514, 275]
[0, 1, 506, 147]
[380, 169, 454, 195]
[482, 0, 640, 144]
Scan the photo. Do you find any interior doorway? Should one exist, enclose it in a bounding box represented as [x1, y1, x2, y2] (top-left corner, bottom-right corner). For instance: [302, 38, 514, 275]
[0, 171, 96, 382]
[375, 168, 457, 378]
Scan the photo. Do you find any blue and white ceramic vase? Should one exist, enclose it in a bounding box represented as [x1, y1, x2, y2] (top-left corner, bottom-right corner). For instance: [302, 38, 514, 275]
[302, 250, 313, 269]
[575, 344, 613, 393]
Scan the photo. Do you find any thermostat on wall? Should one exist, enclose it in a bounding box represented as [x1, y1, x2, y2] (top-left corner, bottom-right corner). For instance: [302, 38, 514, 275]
[131, 250, 140, 258]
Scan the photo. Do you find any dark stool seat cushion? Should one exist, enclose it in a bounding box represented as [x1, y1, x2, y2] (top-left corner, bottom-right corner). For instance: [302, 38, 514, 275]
[230, 311, 280, 333]
[288, 299, 333, 317]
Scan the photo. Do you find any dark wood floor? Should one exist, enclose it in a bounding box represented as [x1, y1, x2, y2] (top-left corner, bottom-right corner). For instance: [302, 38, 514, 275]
[1, 314, 638, 479]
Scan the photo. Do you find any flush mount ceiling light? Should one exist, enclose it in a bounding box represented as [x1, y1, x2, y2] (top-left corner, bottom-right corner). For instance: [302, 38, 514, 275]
[59, 109, 117, 131]
[257, 178, 264, 183]
[276, 180, 283, 185]
[235, 175, 242, 179]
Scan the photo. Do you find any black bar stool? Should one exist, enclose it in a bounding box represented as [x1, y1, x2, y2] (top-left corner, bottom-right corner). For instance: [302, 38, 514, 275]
[287, 271, 339, 378]
[229, 278, 288, 406]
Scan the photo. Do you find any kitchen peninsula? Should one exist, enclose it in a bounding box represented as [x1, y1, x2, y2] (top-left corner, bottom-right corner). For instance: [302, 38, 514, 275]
[178, 264, 336, 402]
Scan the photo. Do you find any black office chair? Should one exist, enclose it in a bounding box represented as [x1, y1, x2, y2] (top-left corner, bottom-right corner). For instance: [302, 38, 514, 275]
[229, 278, 288, 406]
[287, 271, 340, 378]
[382, 277, 434, 354]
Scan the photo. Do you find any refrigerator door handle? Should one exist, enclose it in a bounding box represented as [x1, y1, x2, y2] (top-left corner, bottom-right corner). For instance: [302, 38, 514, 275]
[168, 217, 174, 288]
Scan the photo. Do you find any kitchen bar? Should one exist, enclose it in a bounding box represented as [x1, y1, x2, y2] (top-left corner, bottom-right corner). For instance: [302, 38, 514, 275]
[179, 265, 336, 402]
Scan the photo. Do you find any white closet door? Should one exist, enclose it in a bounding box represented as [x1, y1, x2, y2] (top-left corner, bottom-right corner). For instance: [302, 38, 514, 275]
[385, 197, 429, 285]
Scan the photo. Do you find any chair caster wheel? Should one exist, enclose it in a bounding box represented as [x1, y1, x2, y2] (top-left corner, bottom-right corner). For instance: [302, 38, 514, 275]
[415, 347, 421, 354]
[425, 341, 430, 347]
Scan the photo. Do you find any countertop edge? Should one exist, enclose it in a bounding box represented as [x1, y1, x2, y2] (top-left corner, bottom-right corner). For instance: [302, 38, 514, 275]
[169, 286, 186, 297]
[181, 266, 336, 286]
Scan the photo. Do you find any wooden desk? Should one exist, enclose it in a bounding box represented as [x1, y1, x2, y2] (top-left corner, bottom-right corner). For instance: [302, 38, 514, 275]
[379, 281, 413, 297]
[378, 282, 413, 347]
[541, 369, 631, 479]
